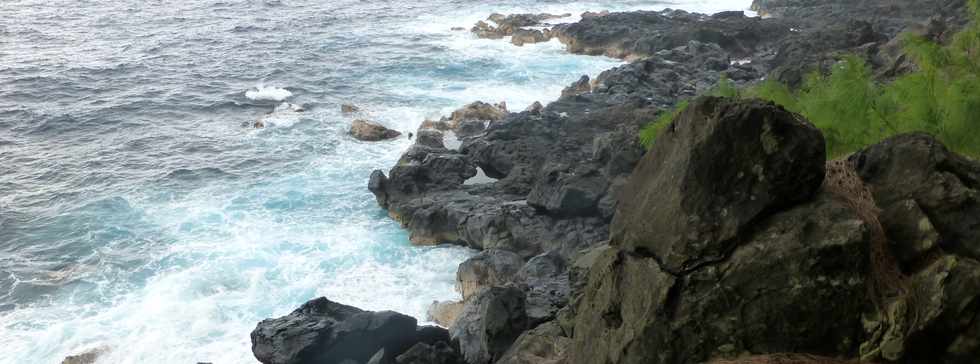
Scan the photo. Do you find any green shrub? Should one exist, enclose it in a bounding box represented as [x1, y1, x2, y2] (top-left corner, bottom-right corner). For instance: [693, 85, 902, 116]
[640, 100, 687, 148]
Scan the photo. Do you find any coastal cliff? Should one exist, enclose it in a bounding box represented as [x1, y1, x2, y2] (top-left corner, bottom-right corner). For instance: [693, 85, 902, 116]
[251, 1, 980, 363]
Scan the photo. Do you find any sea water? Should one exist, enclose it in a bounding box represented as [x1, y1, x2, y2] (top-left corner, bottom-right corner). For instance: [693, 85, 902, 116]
[0, 0, 751, 362]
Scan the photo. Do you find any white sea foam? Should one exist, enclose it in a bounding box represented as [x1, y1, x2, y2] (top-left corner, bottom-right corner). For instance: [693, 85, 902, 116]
[245, 84, 293, 102]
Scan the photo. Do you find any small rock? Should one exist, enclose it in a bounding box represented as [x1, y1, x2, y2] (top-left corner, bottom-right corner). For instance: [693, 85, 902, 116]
[62, 346, 111, 364]
[350, 119, 403, 141]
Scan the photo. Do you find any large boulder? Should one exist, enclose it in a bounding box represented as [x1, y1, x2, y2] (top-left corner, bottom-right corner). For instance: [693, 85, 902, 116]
[451, 287, 529, 364]
[571, 192, 871, 364]
[611, 97, 826, 274]
[850, 133, 980, 262]
[456, 249, 524, 300]
[496, 321, 571, 364]
[515, 252, 570, 324]
[350, 120, 402, 141]
[251, 297, 451, 364]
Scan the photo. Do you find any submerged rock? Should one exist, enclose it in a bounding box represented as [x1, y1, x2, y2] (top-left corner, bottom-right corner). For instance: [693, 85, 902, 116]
[350, 119, 402, 141]
[62, 346, 111, 364]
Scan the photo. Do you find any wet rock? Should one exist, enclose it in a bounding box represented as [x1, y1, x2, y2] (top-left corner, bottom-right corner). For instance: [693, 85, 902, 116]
[449, 101, 508, 127]
[350, 120, 402, 141]
[62, 346, 111, 364]
[611, 97, 826, 274]
[451, 287, 529, 364]
[850, 133, 980, 261]
[251, 297, 449, 364]
[416, 129, 446, 149]
[456, 249, 523, 300]
[560, 75, 591, 98]
[511, 29, 551, 46]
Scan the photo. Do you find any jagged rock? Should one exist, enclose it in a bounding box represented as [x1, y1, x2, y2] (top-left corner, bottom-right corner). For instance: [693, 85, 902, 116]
[611, 97, 826, 274]
[427, 300, 464, 328]
[251, 297, 449, 364]
[526, 162, 606, 217]
[850, 133, 980, 261]
[496, 321, 571, 364]
[560, 75, 591, 98]
[524, 101, 543, 114]
[416, 129, 446, 149]
[511, 29, 552, 46]
[552, 10, 794, 60]
[350, 120, 402, 141]
[420, 120, 452, 131]
[572, 192, 871, 364]
[456, 249, 523, 300]
[515, 252, 570, 324]
[449, 101, 508, 127]
[451, 287, 529, 364]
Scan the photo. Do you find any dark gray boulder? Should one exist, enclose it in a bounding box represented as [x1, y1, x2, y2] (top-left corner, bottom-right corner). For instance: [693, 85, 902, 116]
[572, 192, 871, 364]
[451, 287, 529, 364]
[515, 252, 570, 324]
[611, 96, 826, 274]
[850, 133, 980, 261]
[250, 297, 451, 364]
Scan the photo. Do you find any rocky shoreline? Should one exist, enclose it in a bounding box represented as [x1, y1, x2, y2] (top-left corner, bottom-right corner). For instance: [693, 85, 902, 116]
[248, 1, 979, 364]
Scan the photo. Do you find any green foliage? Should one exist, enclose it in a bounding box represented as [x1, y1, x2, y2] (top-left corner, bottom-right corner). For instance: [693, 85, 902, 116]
[794, 56, 886, 157]
[639, 77, 734, 149]
[641, 0, 980, 157]
[707, 76, 740, 98]
[640, 100, 687, 148]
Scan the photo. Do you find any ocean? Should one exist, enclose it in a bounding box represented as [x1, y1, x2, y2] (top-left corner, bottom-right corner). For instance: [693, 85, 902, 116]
[0, 1, 751, 362]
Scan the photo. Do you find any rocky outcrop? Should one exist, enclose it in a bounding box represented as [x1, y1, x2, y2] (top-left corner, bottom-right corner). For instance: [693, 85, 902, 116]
[471, 13, 569, 44]
[256, 3, 980, 364]
[552, 10, 794, 61]
[350, 120, 402, 141]
[251, 297, 456, 364]
[611, 96, 826, 274]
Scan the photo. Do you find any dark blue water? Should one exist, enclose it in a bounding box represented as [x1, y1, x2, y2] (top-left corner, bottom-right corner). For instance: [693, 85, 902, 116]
[0, 0, 750, 362]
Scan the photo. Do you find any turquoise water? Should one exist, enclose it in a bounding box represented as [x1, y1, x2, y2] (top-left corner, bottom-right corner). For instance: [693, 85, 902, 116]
[0, 0, 751, 362]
